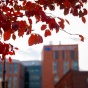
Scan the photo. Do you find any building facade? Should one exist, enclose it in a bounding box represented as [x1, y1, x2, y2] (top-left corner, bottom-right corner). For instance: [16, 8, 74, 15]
[0, 59, 25, 88]
[22, 61, 41, 88]
[55, 69, 88, 88]
[41, 44, 79, 88]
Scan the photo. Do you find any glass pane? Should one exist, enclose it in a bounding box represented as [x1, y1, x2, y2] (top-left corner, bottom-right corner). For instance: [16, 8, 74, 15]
[64, 61, 68, 74]
[54, 51, 59, 59]
[5, 64, 8, 73]
[8, 76, 12, 88]
[0, 64, 2, 74]
[10, 64, 13, 74]
[53, 62, 57, 73]
[72, 60, 78, 70]
[13, 77, 18, 88]
[70, 51, 75, 59]
[30, 75, 40, 80]
[62, 51, 66, 59]
[14, 63, 18, 74]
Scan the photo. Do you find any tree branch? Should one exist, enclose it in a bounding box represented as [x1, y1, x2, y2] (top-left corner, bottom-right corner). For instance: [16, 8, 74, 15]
[60, 29, 79, 36]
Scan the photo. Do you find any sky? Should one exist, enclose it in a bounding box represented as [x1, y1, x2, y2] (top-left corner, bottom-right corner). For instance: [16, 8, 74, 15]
[2, 1, 88, 71]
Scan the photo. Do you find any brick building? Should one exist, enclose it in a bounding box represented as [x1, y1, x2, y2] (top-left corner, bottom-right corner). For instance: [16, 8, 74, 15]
[0, 59, 25, 88]
[41, 44, 79, 88]
[55, 69, 88, 88]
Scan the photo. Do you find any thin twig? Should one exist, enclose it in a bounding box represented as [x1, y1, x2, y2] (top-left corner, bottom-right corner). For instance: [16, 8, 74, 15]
[60, 29, 79, 35]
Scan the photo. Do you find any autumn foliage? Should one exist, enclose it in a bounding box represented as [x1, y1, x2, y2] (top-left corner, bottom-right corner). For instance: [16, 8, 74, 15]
[0, 41, 18, 62]
[0, 0, 88, 61]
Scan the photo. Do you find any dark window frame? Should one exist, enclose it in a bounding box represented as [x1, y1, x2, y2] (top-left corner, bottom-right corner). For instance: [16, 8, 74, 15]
[62, 51, 66, 59]
[9, 64, 13, 74]
[54, 51, 59, 59]
[0, 64, 2, 74]
[70, 50, 75, 59]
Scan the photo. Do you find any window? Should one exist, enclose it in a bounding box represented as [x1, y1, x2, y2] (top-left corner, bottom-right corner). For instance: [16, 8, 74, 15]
[10, 64, 13, 74]
[30, 82, 34, 86]
[54, 75, 59, 84]
[54, 51, 59, 59]
[35, 82, 40, 85]
[5, 64, 8, 74]
[64, 61, 68, 74]
[30, 75, 40, 80]
[62, 51, 66, 59]
[53, 62, 57, 73]
[13, 77, 18, 88]
[30, 82, 40, 87]
[8, 76, 12, 88]
[14, 63, 18, 74]
[0, 64, 2, 74]
[35, 69, 39, 72]
[72, 60, 78, 70]
[70, 50, 75, 59]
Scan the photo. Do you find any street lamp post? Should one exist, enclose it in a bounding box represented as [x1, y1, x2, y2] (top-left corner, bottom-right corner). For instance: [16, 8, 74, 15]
[2, 58, 7, 88]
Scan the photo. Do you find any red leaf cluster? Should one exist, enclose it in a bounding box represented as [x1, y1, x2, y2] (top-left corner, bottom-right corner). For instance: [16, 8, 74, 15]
[0, 0, 87, 47]
[0, 42, 18, 62]
[28, 34, 43, 46]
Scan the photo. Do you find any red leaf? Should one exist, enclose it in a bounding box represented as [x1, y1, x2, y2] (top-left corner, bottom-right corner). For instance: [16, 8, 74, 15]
[82, 16, 86, 23]
[13, 50, 15, 55]
[12, 34, 16, 40]
[6, 0, 9, 5]
[23, 0, 27, 5]
[82, 0, 87, 3]
[55, 25, 60, 33]
[2, 54, 5, 60]
[35, 34, 43, 44]
[44, 30, 51, 37]
[56, 28, 59, 33]
[64, 0, 71, 8]
[9, 57, 12, 62]
[0, 42, 4, 54]
[49, 4, 55, 11]
[79, 10, 83, 17]
[79, 35, 84, 42]
[65, 19, 70, 25]
[3, 30, 11, 41]
[28, 34, 36, 46]
[14, 12, 23, 17]
[83, 8, 87, 15]
[35, 15, 40, 23]
[64, 8, 69, 15]
[8, 52, 13, 55]
[37, 34, 43, 44]
[72, 9, 78, 16]
[14, 47, 19, 50]
[28, 18, 32, 25]
[59, 22, 65, 29]
[18, 28, 24, 37]
[28, 34, 43, 46]
[0, 29, 2, 37]
[41, 24, 47, 30]
[19, 21, 27, 28]
[58, 17, 64, 23]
